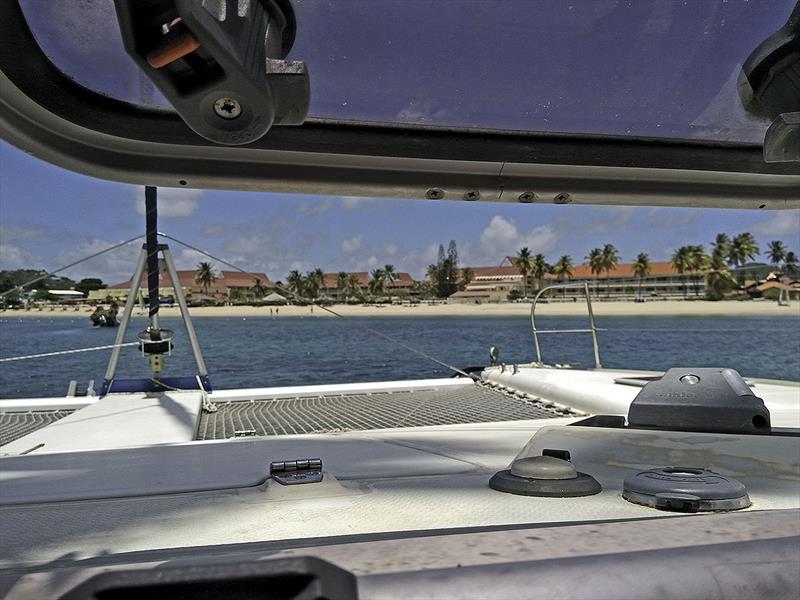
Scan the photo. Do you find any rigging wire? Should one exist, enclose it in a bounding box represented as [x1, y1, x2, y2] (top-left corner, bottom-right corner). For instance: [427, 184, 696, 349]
[0, 342, 139, 363]
[0, 234, 145, 298]
[158, 232, 479, 381]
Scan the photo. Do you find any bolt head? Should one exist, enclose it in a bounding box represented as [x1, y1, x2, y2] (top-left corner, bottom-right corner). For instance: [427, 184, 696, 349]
[464, 190, 481, 201]
[213, 97, 242, 119]
[426, 188, 445, 200]
[553, 192, 572, 204]
[518, 192, 536, 203]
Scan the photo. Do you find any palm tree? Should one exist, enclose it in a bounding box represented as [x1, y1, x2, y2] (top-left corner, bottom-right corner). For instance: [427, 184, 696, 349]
[383, 264, 397, 296]
[369, 269, 387, 298]
[705, 250, 736, 301]
[531, 253, 550, 292]
[304, 268, 324, 300]
[712, 233, 731, 260]
[286, 270, 305, 298]
[345, 273, 362, 302]
[336, 271, 348, 302]
[194, 262, 216, 295]
[552, 255, 574, 299]
[586, 248, 604, 297]
[671, 246, 691, 298]
[632, 252, 651, 300]
[250, 277, 267, 300]
[687, 245, 708, 297]
[459, 267, 475, 291]
[601, 244, 620, 297]
[767, 240, 787, 269]
[516, 247, 533, 298]
[728, 232, 760, 283]
[785, 251, 799, 278]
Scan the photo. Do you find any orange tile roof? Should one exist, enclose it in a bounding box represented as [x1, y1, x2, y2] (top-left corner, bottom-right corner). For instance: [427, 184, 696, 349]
[470, 266, 523, 278]
[467, 261, 695, 280]
[109, 270, 271, 289]
[322, 271, 414, 288]
[218, 271, 272, 287]
[565, 262, 695, 279]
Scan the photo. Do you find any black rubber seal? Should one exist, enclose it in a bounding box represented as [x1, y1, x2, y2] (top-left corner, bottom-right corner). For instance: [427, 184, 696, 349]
[489, 470, 602, 497]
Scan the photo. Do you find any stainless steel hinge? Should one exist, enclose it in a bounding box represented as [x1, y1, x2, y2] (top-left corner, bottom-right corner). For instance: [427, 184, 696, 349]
[270, 458, 323, 485]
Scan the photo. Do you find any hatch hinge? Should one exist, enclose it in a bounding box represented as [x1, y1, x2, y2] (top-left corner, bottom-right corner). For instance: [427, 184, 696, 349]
[270, 458, 323, 485]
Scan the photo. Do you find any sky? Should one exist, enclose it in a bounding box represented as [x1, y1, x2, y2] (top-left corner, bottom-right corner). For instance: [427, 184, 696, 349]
[1, 141, 798, 286]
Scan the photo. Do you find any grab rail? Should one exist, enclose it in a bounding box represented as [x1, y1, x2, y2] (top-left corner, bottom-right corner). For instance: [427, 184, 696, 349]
[530, 282, 602, 369]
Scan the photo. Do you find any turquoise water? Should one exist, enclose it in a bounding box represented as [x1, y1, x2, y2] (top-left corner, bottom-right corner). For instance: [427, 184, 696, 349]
[1, 314, 798, 398]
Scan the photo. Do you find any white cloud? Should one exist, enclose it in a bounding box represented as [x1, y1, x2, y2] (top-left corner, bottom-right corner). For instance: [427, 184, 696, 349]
[134, 188, 202, 218]
[340, 235, 362, 254]
[174, 248, 209, 270]
[393, 243, 440, 278]
[384, 243, 399, 256]
[200, 224, 227, 237]
[586, 207, 637, 233]
[0, 224, 53, 243]
[479, 215, 559, 258]
[645, 208, 695, 228]
[299, 198, 334, 214]
[0, 243, 39, 270]
[751, 211, 800, 238]
[339, 196, 371, 211]
[366, 256, 378, 267]
[54, 238, 140, 284]
[218, 227, 320, 281]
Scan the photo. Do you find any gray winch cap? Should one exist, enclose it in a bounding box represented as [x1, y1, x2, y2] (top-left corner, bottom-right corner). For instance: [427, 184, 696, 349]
[623, 467, 751, 512]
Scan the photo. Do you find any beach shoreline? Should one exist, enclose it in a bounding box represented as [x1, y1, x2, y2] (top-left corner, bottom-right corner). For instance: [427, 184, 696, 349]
[2, 300, 799, 319]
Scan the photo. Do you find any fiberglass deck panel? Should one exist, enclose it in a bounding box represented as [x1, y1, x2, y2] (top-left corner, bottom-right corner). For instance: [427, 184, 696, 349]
[0, 410, 74, 447]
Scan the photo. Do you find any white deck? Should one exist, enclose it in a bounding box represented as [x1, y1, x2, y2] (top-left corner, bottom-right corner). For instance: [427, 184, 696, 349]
[1, 368, 798, 570]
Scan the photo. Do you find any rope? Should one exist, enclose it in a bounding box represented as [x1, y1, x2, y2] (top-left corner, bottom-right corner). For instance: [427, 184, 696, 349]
[158, 233, 479, 381]
[0, 342, 139, 363]
[0, 235, 145, 298]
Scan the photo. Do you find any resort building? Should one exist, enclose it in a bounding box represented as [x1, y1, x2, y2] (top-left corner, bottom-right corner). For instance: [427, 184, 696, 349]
[451, 257, 705, 302]
[448, 266, 525, 303]
[321, 271, 416, 300]
[91, 270, 273, 304]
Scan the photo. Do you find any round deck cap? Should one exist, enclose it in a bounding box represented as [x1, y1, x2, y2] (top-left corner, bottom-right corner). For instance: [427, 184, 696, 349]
[511, 456, 577, 480]
[623, 467, 750, 512]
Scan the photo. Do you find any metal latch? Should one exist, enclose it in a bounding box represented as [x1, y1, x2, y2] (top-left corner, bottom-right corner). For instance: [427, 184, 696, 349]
[270, 458, 323, 485]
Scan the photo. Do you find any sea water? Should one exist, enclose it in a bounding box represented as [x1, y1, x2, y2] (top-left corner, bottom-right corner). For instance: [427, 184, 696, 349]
[1, 314, 798, 398]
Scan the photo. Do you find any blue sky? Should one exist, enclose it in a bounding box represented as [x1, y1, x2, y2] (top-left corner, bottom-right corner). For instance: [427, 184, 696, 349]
[1, 141, 798, 284]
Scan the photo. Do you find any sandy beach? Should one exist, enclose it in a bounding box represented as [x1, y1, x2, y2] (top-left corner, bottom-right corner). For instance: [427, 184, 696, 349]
[2, 300, 799, 319]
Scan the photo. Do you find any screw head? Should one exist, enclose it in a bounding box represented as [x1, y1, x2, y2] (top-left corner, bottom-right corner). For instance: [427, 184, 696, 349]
[680, 374, 701, 385]
[553, 192, 572, 204]
[426, 187, 445, 200]
[213, 97, 242, 119]
[464, 190, 481, 201]
[518, 191, 536, 203]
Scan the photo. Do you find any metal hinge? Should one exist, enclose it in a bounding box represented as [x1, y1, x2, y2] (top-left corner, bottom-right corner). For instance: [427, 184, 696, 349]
[270, 458, 323, 485]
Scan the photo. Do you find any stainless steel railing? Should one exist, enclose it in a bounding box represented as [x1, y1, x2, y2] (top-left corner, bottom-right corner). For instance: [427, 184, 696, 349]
[529, 282, 603, 369]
